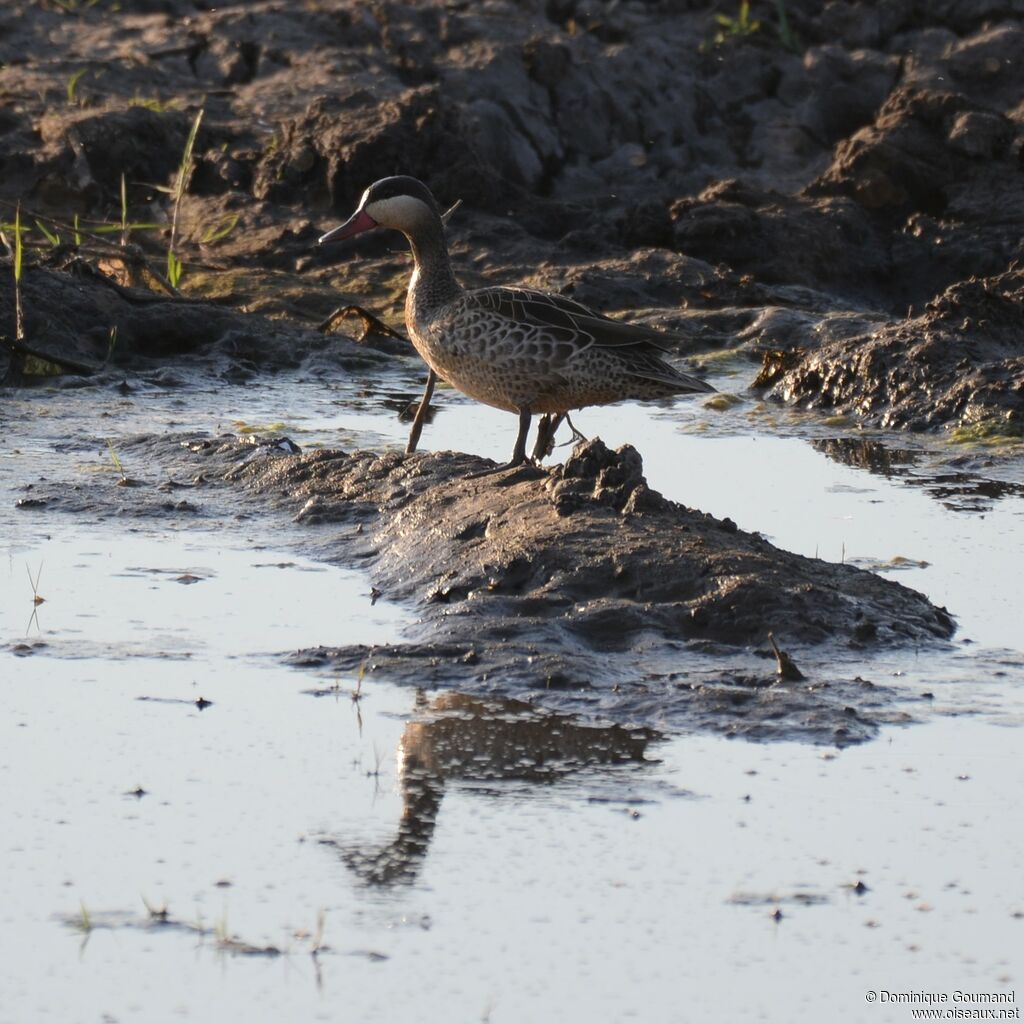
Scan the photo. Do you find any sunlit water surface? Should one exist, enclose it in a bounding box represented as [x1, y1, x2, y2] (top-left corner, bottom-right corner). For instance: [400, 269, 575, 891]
[2, 366, 1022, 1023]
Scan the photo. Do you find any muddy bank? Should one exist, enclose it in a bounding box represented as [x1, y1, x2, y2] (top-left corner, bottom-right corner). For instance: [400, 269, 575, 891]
[13, 429, 946, 744]
[124, 432, 954, 646]
[1, 0, 1023, 433]
[0, 260, 393, 379]
[752, 269, 1024, 437]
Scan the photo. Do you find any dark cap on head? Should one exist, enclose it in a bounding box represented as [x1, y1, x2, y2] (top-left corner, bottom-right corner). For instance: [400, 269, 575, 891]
[362, 176, 441, 215]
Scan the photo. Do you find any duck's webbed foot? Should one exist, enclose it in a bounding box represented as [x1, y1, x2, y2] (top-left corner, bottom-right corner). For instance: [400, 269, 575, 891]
[564, 412, 588, 445]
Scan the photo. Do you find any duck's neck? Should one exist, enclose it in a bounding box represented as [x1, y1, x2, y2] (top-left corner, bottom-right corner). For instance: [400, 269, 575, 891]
[405, 218, 461, 323]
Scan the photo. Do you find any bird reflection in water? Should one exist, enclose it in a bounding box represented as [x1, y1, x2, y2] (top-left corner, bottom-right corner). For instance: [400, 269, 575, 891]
[334, 692, 656, 886]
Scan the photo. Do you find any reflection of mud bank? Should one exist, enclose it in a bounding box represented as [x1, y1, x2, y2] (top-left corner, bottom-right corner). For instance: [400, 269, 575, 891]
[812, 438, 1024, 513]
[331, 693, 654, 885]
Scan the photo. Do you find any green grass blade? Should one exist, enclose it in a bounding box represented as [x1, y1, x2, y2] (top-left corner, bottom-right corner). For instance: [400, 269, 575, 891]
[66, 68, 87, 104]
[35, 219, 61, 247]
[200, 212, 239, 245]
[14, 203, 24, 341]
[14, 205, 23, 282]
[120, 172, 128, 247]
[175, 109, 204, 211]
[166, 107, 204, 293]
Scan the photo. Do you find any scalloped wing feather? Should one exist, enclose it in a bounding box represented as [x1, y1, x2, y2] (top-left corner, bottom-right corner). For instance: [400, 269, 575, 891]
[468, 287, 676, 352]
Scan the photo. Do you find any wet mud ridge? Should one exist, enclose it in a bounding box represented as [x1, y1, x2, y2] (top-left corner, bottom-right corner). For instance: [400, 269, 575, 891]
[117, 432, 954, 745]
[0, 264, 393, 378]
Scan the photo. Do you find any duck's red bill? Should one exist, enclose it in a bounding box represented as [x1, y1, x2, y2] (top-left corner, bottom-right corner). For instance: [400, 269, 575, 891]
[318, 209, 378, 244]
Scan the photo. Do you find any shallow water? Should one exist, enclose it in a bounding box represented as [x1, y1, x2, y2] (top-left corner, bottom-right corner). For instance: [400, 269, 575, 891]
[2, 366, 1023, 1023]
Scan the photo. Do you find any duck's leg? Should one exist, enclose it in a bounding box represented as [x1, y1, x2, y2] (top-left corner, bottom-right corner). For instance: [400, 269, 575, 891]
[466, 407, 535, 478]
[405, 368, 437, 454]
[531, 413, 565, 462]
[509, 407, 531, 466]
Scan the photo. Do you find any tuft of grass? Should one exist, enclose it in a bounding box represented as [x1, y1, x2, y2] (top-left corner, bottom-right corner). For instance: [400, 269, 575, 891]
[106, 440, 128, 483]
[166, 250, 183, 287]
[700, 1, 765, 51]
[713, 1, 760, 41]
[66, 68, 89, 105]
[167, 108, 204, 290]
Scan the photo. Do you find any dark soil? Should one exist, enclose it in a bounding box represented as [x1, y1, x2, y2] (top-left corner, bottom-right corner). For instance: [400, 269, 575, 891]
[0, 0, 1021, 432]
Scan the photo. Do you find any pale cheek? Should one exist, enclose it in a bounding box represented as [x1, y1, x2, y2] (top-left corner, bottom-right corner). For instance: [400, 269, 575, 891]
[366, 195, 432, 229]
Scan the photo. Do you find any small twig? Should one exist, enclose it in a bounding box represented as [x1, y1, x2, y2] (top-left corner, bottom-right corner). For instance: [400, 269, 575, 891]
[0, 333, 98, 375]
[441, 199, 462, 225]
[317, 304, 409, 342]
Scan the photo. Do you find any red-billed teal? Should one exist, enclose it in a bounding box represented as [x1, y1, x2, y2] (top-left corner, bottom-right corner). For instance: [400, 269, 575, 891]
[319, 175, 714, 468]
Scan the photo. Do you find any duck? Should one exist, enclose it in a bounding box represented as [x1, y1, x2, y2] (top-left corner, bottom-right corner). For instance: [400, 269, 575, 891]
[319, 175, 714, 469]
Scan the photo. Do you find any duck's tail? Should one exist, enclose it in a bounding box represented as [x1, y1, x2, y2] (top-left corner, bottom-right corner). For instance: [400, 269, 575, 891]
[629, 352, 716, 394]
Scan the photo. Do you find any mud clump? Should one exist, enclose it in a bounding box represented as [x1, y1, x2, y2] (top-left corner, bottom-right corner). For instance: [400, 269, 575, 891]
[755, 268, 1024, 436]
[224, 434, 953, 650]
[0, 262, 391, 376]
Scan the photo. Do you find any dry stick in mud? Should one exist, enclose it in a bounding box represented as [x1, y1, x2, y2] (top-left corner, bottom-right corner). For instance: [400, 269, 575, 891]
[317, 304, 408, 342]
